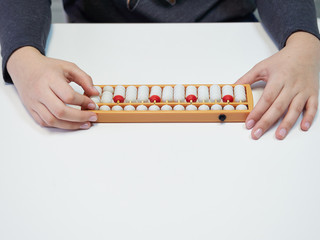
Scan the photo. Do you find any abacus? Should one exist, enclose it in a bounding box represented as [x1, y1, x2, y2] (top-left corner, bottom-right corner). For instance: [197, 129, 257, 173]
[88, 84, 253, 123]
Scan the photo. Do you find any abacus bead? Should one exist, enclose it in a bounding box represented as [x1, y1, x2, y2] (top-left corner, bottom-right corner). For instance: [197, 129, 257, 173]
[173, 105, 185, 111]
[150, 86, 162, 102]
[222, 95, 234, 102]
[198, 105, 210, 111]
[186, 95, 197, 103]
[198, 86, 209, 102]
[103, 86, 114, 94]
[94, 86, 102, 95]
[136, 105, 148, 111]
[149, 105, 161, 111]
[125, 86, 137, 103]
[236, 104, 248, 110]
[113, 86, 126, 103]
[223, 105, 235, 110]
[113, 95, 125, 103]
[161, 105, 173, 111]
[112, 105, 123, 111]
[100, 105, 111, 111]
[174, 84, 185, 102]
[90, 96, 100, 103]
[186, 105, 197, 111]
[186, 86, 197, 102]
[210, 85, 221, 102]
[211, 104, 222, 110]
[137, 86, 149, 103]
[162, 86, 174, 102]
[101, 92, 113, 103]
[94, 103, 99, 110]
[222, 85, 234, 102]
[124, 105, 136, 111]
[234, 85, 247, 102]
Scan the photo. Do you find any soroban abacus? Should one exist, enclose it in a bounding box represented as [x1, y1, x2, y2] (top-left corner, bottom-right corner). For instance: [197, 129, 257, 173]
[88, 84, 253, 123]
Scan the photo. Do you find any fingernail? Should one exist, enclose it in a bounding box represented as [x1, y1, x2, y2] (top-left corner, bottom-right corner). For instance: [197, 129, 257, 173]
[92, 87, 100, 94]
[80, 123, 90, 129]
[89, 115, 98, 122]
[253, 128, 263, 139]
[279, 128, 287, 139]
[246, 119, 255, 129]
[88, 103, 96, 109]
[304, 122, 311, 130]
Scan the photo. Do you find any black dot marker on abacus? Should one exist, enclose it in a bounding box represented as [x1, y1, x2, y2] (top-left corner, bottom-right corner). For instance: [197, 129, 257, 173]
[218, 114, 226, 122]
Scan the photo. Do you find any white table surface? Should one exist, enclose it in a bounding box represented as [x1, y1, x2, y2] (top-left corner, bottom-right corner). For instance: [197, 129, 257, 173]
[0, 23, 319, 240]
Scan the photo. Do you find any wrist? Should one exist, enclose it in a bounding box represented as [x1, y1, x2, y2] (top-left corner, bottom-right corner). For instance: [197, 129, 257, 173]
[286, 31, 320, 49]
[7, 46, 43, 82]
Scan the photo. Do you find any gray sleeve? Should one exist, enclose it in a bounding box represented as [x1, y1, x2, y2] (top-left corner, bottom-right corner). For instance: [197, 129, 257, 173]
[0, 0, 52, 83]
[256, 0, 320, 49]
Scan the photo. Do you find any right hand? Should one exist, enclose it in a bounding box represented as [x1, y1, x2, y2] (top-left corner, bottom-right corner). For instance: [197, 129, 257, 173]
[7, 46, 99, 130]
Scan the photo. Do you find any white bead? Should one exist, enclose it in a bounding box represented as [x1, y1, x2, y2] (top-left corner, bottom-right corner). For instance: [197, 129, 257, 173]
[211, 104, 222, 110]
[174, 84, 185, 102]
[173, 105, 185, 111]
[112, 105, 123, 111]
[100, 105, 111, 111]
[136, 105, 148, 111]
[236, 104, 248, 110]
[90, 96, 100, 103]
[210, 85, 221, 102]
[137, 86, 149, 103]
[94, 86, 102, 95]
[198, 86, 209, 102]
[186, 105, 197, 111]
[94, 103, 99, 110]
[114, 85, 126, 98]
[234, 85, 247, 102]
[124, 105, 136, 111]
[101, 91, 113, 103]
[222, 85, 234, 98]
[149, 105, 161, 111]
[161, 105, 173, 111]
[150, 86, 162, 98]
[103, 86, 114, 94]
[162, 86, 174, 102]
[186, 86, 197, 98]
[223, 105, 235, 110]
[125, 86, 137, 103]
[198, 104, 210, 111]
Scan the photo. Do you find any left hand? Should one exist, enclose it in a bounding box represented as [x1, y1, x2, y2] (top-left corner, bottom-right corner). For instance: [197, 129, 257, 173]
[236, 32, 320, 140]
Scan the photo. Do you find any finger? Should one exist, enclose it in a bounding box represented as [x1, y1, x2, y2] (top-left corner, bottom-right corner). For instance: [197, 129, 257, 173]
[301, 95, 318, 131]
[250, 88, 294, 140]
[35, 103, 92, 130]
[235, 63, 267, 85]
[50, 80, 96, 109]
[64, 62, 99, 96]
[245, 79, 284, 129]
[30, 109, 48, 127]
[275, 93, 309, 140]
[39, 89, 98, 122]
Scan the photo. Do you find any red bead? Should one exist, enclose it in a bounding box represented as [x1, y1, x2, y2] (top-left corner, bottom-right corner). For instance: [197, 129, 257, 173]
[186, 95, 197, 103]
[113, 95, 125, 103]
[222, 95, 233, 102]
[149, 95, 161, 103]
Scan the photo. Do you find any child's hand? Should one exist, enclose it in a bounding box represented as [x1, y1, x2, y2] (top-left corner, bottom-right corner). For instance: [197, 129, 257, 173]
[7, 46, 99, 130]
[236, 32, 320, 140]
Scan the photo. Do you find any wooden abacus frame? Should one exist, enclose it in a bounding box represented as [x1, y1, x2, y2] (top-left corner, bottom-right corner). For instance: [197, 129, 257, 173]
[90, 84, 253, 123]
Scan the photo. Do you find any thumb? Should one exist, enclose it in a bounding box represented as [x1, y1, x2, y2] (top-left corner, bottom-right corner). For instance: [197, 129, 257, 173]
[235, 64, 264, 85]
